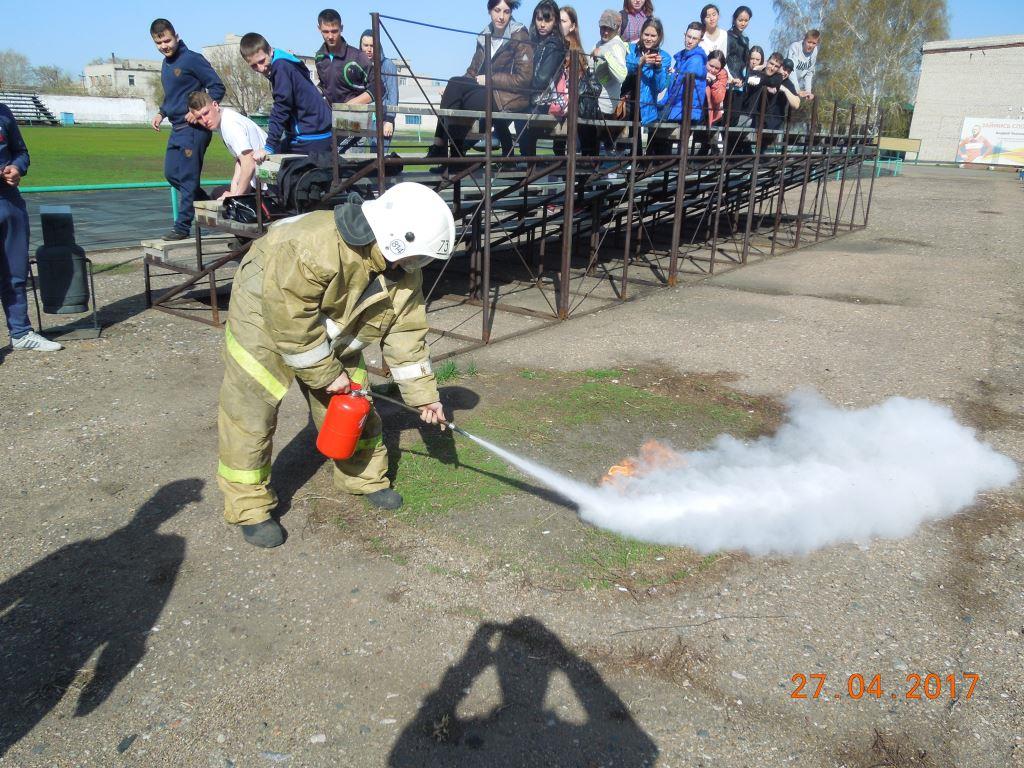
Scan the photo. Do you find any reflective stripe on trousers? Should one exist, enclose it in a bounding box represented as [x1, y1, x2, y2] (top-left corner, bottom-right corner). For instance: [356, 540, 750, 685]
[225, 325, 288, 401]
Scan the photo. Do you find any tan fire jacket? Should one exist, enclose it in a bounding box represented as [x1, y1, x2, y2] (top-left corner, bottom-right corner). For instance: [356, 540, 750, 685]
[254, 210, 439, 408]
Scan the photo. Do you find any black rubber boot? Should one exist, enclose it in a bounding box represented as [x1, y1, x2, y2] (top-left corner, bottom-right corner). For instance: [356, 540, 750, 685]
[241, 518, 285, 548]
[364, 488, 404, 510]
[426, 144, 449, 175]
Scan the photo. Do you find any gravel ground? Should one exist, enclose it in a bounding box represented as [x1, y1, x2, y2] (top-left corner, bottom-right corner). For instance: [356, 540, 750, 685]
[1, 165, 1021, 767]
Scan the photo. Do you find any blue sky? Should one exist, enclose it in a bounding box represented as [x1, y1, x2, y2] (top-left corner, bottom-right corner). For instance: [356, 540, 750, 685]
[7, 0, 1023, 76]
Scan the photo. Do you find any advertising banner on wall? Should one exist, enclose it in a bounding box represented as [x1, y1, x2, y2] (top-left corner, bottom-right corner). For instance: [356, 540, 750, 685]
[955, 117, 1024, 166]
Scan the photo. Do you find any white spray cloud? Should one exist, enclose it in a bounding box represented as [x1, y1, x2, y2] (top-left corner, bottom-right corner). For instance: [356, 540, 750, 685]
[463, 391, 1019, 556]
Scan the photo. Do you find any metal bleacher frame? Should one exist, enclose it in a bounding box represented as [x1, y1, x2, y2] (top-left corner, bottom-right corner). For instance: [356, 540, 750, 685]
[142, 12, 881, 355]
[307, 12, 882, 356]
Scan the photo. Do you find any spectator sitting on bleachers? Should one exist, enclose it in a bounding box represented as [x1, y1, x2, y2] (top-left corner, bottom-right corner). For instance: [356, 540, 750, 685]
[187, 92, 267, 199]
[425, 0, 533, 170]
[730, 51, 797, 151]
[583, 9, 629, 157]
[735, 45, 763, 93]
[241, 33, 334, 160]
[359, 30, 399, 154]
[773, 57, 801, 127]
[725, 6, 752, 91]
[692, 49, 729, 155]
[786, 29, 819, 100]
[515, 0, 565, 159]
[549, 6, 590, 157]
[624, 17, 669, 127]
[705, 50, 728, 125]
[619, 0, 653, 45]
[591, 9, 629, 117]
[698, 5, 728, 62]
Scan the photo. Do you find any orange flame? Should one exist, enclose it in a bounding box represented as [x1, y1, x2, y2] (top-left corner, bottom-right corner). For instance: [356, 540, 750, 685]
[600, 440, 685, 486]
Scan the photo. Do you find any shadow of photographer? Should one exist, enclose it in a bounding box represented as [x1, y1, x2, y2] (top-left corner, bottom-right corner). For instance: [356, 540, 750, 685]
[0, 478, 201, 757]
[388, 616, 659, 767]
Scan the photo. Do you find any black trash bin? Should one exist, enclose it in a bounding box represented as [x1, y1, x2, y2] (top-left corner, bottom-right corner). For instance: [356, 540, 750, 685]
[31, 205, 100, 336]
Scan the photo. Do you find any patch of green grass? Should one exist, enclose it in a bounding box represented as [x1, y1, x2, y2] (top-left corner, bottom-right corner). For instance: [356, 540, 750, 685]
[390, 369, 772, 593]
[21, 126, 236, 187]
[464, 360, 479, 377]
[578, 577, 615, 590]
[393, 429, 514, 522]
[394, 373, 756, 522]
[435, 360, 460, 384]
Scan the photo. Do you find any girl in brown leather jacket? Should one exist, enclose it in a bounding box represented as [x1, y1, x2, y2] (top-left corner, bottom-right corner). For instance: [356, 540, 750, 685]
[425, 0, 534, 165]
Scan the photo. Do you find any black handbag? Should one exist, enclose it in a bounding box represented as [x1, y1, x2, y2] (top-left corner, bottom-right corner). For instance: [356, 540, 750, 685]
[221, 194, 287, 224]
[578, 68, 602, 120]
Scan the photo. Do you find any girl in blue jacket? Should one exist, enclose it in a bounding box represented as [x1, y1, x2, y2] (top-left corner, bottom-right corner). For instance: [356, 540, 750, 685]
[624, 17, 670, 126]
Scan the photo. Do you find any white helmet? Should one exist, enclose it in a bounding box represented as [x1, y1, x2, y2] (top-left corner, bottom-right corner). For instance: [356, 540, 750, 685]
[361, 182, 456, 268]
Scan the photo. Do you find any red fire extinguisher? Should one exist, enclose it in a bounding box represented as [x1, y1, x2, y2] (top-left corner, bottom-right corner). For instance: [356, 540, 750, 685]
[317, 384, 372, 460]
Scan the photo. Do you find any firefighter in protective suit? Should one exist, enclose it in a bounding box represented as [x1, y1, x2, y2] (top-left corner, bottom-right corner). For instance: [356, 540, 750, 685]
[217, 182, 456, 548]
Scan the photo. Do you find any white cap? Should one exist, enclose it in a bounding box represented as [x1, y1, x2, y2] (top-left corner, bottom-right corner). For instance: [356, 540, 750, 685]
[361, 182, 456, 264]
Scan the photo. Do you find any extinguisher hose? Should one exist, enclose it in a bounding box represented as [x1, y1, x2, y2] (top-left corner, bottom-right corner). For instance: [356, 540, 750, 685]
[353, 389, 471, 438]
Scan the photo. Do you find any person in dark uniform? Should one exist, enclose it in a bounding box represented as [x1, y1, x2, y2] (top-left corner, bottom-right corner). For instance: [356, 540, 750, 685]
[1, 103, 62, 351]
[150, 18, 225, 241]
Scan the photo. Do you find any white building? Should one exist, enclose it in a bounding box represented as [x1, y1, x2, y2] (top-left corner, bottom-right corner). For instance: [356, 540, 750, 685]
[908, 35, 1024, 162]
[393, 66, 446, 132]
[83, 58, 161, 104]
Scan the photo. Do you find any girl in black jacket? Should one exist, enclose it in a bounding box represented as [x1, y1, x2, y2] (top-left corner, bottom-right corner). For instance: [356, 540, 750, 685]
[725, 6, 752, 91]
[517, 0, 566, 158]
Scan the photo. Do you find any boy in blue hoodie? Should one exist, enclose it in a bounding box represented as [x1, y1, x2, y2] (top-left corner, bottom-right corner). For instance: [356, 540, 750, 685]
[240, 33, 333, 160]
[150, 18, 225, 240]
[661, 22, 708, 125]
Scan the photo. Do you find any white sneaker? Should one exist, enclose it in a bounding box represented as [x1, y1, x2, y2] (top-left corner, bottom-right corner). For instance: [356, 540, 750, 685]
[11, 331, 63, 352]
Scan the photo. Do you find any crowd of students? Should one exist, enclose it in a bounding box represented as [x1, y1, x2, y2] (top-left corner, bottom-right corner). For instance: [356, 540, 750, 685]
[147, 11, 398, 239]
[144, 4, 823, 240]
[424, 0, 823, 163]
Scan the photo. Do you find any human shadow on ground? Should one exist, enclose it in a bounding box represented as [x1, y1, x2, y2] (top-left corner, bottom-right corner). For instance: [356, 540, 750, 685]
[388, 616, 659, 767]
[271, 420, 326, 520]
[379, 384, 481, 469]
[379, 386, 577, 511]
[0, 478, 200, 757]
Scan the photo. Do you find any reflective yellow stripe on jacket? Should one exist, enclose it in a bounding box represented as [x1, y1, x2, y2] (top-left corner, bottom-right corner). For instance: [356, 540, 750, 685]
[348, 356, 369, 388]
[225, 325, 289, 401]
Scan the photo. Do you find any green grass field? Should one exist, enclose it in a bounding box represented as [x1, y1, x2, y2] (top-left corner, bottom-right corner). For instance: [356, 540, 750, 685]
[19, 125, 436, 187]
[20, 126, 237, 187]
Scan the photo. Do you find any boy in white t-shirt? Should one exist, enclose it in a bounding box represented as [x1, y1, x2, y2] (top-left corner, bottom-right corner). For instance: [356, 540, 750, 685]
[187, 91, 267, 199]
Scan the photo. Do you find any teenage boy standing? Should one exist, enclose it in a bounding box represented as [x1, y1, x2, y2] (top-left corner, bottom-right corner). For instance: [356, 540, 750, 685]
[314, 9, 373, 106]
[786, 29, 819, 100]
[150, 18, 225, 240]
